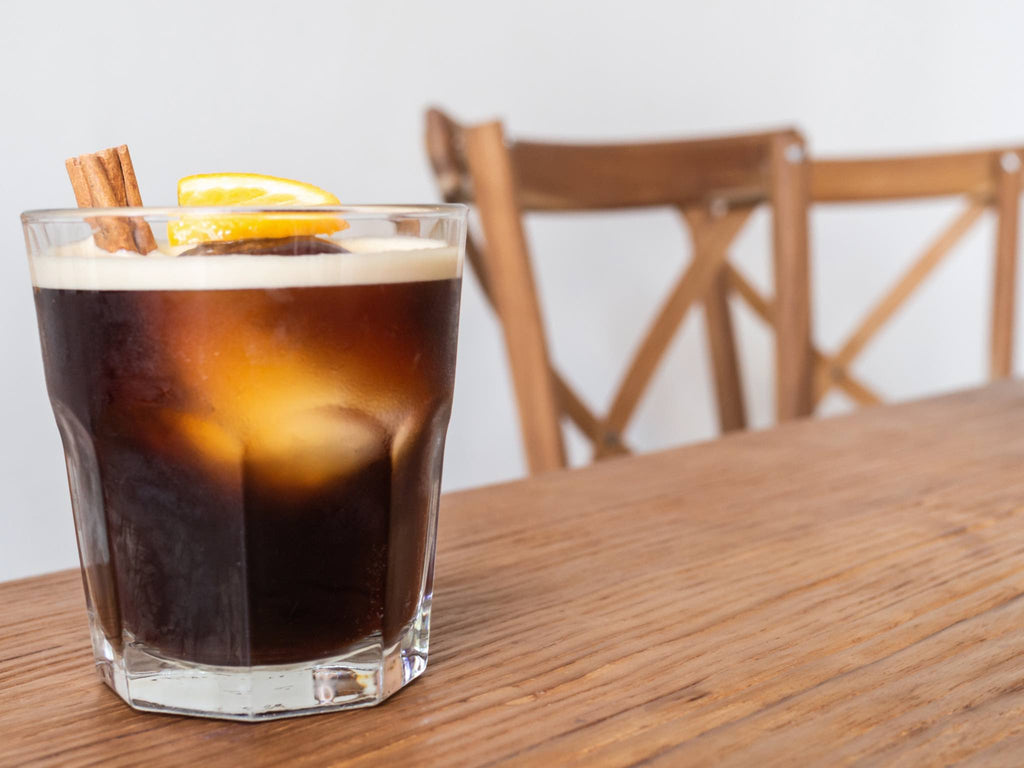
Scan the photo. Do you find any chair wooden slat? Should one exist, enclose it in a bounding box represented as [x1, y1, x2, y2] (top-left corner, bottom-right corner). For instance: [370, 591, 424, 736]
[684, 206, 747, 433]
[769, 134, 815, 420]
[463, 235, 494, 300]
[603, 206, 754, 436]
[425, 108, 470, 203]
[468, 231, 625, 456]
[509, 130, 799, 212]
[813, 351, 884, 406]
[463, 121, 566, 473]
[717, 265, 894, 415]
[725, 264, 775, 324]
[834, 369, 885, 406]
[716, 265, 896, 413]
[552, 375, 630, 457]
[824, 202, 985, 397]
[811, 151, 1001, 202]
[991, 153, 1023, 378]
[704, 266, 748, 433]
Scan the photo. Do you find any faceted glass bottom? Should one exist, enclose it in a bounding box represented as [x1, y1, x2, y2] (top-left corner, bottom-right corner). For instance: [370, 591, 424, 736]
[88, 600, 431, 721]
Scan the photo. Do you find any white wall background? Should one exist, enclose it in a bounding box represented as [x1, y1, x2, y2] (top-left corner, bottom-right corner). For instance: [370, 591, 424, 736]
[2, 0, 1022, 581]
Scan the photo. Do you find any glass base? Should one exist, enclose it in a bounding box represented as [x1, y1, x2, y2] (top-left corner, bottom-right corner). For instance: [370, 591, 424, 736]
[89, 602, 430, 721]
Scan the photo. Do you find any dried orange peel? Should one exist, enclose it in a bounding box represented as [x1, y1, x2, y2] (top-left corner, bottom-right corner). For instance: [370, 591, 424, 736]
[167, 173, 348, 245]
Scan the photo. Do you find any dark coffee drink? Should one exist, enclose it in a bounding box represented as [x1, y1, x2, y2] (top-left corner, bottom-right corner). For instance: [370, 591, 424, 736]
[31, 237, 460, 667]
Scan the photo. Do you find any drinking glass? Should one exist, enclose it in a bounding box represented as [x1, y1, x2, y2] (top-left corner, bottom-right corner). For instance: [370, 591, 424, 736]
[20, 205, 465, 720]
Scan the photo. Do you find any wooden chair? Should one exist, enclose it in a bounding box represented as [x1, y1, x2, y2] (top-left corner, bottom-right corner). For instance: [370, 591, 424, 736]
[425, 108, 815, 474]
[800, 149, 1023, 410]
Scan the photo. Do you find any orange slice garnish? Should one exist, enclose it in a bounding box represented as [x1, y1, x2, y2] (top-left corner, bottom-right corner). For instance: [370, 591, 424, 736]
[168, 173, 347, 245]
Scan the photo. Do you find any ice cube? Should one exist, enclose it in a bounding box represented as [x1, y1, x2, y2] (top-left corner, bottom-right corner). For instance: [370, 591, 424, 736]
[245, 406, 390, 492]
[173, 411, 243, 467]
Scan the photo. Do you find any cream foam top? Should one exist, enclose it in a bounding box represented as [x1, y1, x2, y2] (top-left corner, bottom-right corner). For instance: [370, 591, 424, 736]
[30, 236, 461, 291]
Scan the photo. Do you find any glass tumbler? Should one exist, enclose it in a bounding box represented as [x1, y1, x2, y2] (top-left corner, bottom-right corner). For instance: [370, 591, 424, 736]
[20, 205, 465, 720]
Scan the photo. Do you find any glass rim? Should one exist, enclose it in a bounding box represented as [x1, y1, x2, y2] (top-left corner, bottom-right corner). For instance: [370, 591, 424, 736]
[21, 203, 467, 224]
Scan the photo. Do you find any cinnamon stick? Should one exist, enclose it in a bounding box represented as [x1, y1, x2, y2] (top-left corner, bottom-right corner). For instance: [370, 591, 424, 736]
[65, 157, 91, 207]
[116, 146, 145, 207]
[64, 145, 157, 254]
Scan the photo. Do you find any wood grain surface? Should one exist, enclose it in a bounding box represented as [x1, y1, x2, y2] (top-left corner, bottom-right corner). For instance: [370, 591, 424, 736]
[6, 383, 1024, 766]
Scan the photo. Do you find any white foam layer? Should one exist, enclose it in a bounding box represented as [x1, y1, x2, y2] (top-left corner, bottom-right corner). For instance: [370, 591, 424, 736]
[30, 236, 461, 291]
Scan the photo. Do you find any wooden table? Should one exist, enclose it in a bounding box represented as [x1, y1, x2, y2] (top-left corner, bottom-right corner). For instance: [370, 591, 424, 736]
[6, 383, 1024, 766]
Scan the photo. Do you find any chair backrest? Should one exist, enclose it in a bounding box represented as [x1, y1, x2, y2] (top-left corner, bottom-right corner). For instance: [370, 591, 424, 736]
[425, 108, 814, 473]
[804, 150, 1023, 409]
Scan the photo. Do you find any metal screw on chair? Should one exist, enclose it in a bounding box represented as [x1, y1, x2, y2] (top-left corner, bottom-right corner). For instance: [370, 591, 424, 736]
[1000, 152, 1021, 174]
[784, 143, 805, 164]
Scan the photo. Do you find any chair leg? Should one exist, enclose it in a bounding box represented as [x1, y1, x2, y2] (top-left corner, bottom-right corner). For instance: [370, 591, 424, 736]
[463, 121, 567, 473]
[991, 152, 1022, 379]
[770, 134, 815, 421]
[704, 264, 747, 433]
